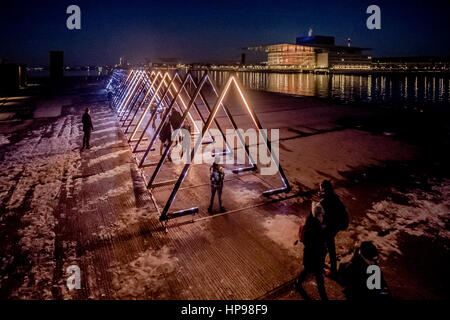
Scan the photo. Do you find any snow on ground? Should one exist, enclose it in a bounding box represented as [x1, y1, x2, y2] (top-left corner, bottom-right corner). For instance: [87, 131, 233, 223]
[92, 206, 156, 241]
[355, 179, 450, 257]
[88, 149, 129, 167]
[33, 97, 72, 118]
[89, 140, 125, 151]
[85, 163, 130, 184]
[0, 134, 10, 146]
[262, 213, 302, 258]
[90, 132, 118, 144]
[108, 246, 178, 299]
[0, 113, 82, 298]
[93, 127, 117, 134]
[260, 178, 450, 266]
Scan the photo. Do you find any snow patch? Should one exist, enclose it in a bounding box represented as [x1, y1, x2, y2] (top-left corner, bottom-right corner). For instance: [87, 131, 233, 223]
[262, 213, 302, 257]
[88, 149, 129, 166]
[92, 206, 155, 240]
[85, 163, 130, 184]
[108, 246, 178, 299]
[1, 115, 82, 298]
[357, 180, 450, 257]
[0, 134, 10, 146]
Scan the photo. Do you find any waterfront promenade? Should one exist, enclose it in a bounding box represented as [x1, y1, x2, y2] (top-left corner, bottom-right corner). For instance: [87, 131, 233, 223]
[0, 78, 448, 299]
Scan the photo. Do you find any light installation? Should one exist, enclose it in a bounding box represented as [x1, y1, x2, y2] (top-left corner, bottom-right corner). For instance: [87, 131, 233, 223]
[110, 68, 291, 226]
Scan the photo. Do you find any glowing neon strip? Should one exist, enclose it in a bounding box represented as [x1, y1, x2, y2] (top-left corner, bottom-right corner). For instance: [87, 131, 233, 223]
[230, 75, 290, 193]
[129, 72, 171, 141]
[121, 71, 158, 124]
[131, 72, 181, 147]
[159, 72, 291, 221]
[119, 71, 145, 118]
[115, 70, 135, 105]
[159, 73, 201, 135]
[124, 71, 164, 133]
[119, 72, 144, 116]
[138, 72, 198, 168]
[159, 76, 233, 220]
[133, 71, 216, 157]
[119, 76, 147, 121]
[125, 72, 162, 133]
[118, 70, 143, 114]
[203, 74, 257, 166]
[116, 70, 139, 110]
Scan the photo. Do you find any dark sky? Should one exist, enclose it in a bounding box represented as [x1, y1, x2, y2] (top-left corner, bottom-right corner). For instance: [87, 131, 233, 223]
[1, 0, 449, 66]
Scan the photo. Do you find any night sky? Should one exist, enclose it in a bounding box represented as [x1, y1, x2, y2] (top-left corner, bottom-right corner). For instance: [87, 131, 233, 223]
[1, 0, 449, 66]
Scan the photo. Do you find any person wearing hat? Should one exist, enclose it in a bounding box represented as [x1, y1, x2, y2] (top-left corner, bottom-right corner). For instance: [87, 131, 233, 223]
[338, 241, 391, 300]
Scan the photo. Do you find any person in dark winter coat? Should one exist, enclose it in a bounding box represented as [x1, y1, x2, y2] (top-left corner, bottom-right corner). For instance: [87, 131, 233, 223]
[319, 180, 349, 276]
[159, 120, 172, 161]
[150, 103, 158, 129]
[169, 109, 183, 145]
[81, 108, 94, 149]
[208, 161, 225, 214]
[338, 241, 391, 300]
[295, 202, 328, 300]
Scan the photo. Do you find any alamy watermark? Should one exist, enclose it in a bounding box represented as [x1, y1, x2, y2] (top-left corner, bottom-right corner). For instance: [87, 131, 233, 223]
[66, 5, 81, 30]
[366, 5, 381, 30]
[366, 265, 381, 289]
[167, 121, 280, 176]
[66, 265, 81, 290]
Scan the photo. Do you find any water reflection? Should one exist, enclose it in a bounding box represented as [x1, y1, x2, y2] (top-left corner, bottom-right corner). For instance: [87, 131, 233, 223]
[195, 71, 450, 108]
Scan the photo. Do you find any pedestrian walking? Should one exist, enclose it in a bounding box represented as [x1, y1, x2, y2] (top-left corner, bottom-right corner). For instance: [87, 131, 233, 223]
[169, 109, 183, 145]
[180, 122, 191, 158]
[208, 161, 225, 214]
[81, 108, 94, 150]
[159, 120, 172, 161]
[319, 180, 349, 277]
[295, 202, 328, 300]
[150, 103, 158, 129]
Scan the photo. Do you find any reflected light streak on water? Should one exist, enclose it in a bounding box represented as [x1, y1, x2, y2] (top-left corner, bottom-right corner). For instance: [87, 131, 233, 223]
[197, 71, 450, 109]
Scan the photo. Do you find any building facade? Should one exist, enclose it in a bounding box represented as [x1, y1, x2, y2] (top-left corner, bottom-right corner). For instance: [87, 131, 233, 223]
[266, 44, 316, 69]
[264, 35, 371, 71]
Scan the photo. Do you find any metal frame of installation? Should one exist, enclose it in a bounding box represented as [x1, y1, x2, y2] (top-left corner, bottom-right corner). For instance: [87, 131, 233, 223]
[109, 68, 291, 226]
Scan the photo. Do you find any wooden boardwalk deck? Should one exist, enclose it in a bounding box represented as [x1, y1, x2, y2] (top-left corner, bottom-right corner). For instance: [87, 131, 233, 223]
[26, 93, 308, 300]
[67, 102, 309, 299]
[3, 80, 444, 300]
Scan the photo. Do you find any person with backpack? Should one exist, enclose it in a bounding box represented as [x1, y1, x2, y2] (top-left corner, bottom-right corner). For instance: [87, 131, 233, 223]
[208, 161, 225, 214]
[295, 202, 328, 300]
[319, 180, 349, 277]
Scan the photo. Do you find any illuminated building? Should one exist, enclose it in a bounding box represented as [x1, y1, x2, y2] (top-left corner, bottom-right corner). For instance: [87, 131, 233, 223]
[255, 34, 371, 71]
[266, 44, 316, 69]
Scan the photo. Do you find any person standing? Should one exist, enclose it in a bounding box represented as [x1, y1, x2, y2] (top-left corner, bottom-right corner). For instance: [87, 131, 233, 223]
[208, 161, 225, 214]
[82, 108, 94, 150]
[319, 180, 349, 277]
[169, 109, 183, 145]
[295, 202, 328, 300]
